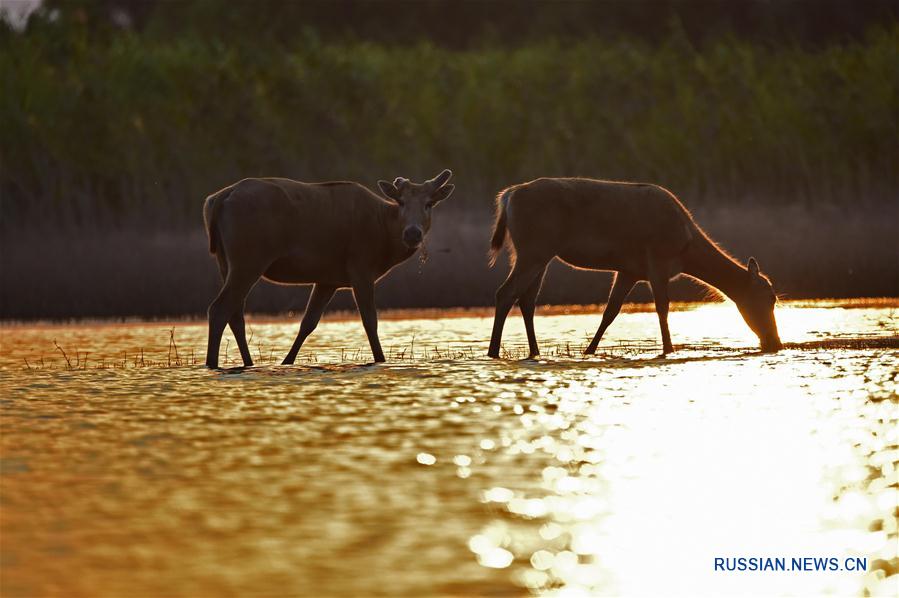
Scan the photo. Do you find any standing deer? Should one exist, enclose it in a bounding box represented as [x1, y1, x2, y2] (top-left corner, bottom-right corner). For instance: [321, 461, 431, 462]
[487, 178, 783, 358]
[203, 169, 454, 369]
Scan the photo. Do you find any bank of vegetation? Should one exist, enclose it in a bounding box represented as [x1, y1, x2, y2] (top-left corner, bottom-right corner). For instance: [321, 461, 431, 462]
[1, 4, 896, 317]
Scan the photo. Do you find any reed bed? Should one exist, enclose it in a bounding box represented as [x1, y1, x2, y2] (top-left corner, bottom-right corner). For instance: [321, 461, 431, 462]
[3, 26, 896, 230]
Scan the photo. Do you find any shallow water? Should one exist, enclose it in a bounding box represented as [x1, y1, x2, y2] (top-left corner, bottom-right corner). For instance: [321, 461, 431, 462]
[1, 301, 897, 597]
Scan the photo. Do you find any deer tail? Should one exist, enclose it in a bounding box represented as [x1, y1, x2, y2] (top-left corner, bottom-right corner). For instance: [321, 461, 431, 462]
[203, 186, 231, 255]
[488, 188, 514, 267]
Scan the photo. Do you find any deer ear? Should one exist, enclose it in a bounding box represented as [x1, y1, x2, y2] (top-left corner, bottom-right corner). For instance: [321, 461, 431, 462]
[747, 257, 760, 277]
[378, 180, 401, 202]
[428, 169, 453, 189]
[428, 184, 454, 206]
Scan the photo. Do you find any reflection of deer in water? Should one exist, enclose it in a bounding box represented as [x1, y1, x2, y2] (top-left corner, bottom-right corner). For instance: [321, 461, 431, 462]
[203, 170, 454, 369]
[488, 178, 782, 358]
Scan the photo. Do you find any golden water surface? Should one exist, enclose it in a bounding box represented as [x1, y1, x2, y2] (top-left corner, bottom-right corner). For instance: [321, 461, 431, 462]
[1, 300, 897, 597]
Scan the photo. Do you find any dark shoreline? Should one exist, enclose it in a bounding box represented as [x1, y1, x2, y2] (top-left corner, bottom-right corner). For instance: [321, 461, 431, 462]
[3, 205, 897, 321]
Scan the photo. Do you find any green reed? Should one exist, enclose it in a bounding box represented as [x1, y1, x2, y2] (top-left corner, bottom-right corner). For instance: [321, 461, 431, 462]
[2, 25, 896, 229]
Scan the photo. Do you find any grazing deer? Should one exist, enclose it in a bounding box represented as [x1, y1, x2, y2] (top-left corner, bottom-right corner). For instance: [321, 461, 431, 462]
[203, 169, 454, 368]
[487, 177, 783, 358]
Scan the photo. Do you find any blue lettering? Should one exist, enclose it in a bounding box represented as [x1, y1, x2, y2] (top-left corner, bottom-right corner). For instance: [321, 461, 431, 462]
[716, 555, 862, 573]
[845, 557, 866, 571]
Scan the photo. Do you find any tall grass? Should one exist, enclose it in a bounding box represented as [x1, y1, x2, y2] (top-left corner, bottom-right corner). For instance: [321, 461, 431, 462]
[2, 25, 896, 230]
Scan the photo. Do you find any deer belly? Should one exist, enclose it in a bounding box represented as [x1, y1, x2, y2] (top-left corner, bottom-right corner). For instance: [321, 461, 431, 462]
[558, 239, 642, 273]
[262, 255, 347, 286]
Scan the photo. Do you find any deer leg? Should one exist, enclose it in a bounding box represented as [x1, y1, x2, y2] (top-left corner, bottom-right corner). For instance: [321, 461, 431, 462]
[648, 262, 674, 354]
[488, 260, 549, 358]
[206, 268, 261, 369]
[206, 289, 230, 369]
[282, 283, 338, 365]
[518, 265, 548, 358]
[351, 279, 385, 363]
[585, 271, 639, 355]
[211, 251, 253, 367]
[229, 308, 253, 367]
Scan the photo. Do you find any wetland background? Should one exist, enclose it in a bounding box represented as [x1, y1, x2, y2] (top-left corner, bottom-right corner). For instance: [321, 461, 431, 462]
[2, 0, 898, 320]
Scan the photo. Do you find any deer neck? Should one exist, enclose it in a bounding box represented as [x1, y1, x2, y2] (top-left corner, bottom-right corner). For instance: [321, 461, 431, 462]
[682, 236, 749, 304]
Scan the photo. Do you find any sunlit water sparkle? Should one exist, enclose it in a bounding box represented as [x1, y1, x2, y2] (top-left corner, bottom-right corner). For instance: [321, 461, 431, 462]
[1, 302, 897, 597]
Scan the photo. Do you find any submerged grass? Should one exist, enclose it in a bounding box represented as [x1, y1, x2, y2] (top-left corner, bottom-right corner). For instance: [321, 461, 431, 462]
[18, 325, 899, 372]
[19, 338, 670, 370]
[34, 328, 203, 370]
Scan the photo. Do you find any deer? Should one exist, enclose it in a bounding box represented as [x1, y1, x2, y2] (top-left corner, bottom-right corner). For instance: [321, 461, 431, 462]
[487, 177, 783, 358]
[203, 169, 454, 369]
